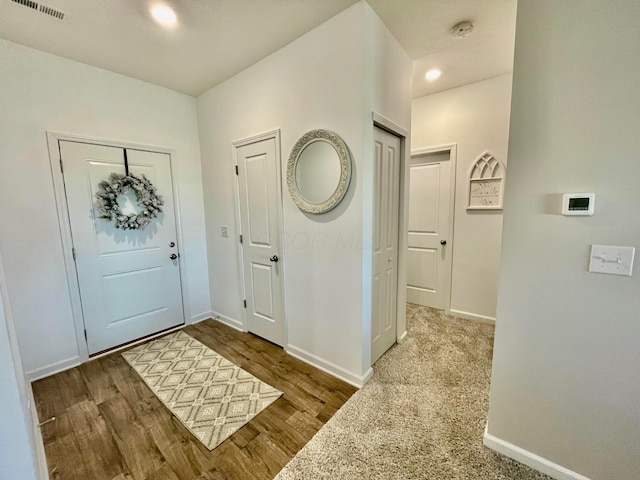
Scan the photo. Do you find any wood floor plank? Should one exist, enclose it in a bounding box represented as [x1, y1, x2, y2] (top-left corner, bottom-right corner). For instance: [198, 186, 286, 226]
[39, 410, 73, 444]
[244, 433, 291, 478]
[79, 357, 119, 404]
[316, 403, 340, 423]
[33, 318, 357, 480]
[138, 406, 203, 479]
[231, 422, 261, 449]
[99, 395, 166, 480]
[145, 463, 181, 480]
[32, 375, 63, 422]
[45, 433, 89, 480]
[213, 441, 265, 480]
[67, 399, 133, 480]
[286, 410, 324, 439]
[55, 367, 91, 407]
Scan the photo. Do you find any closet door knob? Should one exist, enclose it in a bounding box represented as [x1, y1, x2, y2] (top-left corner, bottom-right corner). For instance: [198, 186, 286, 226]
[170, 254, 178, 260]
[440, 240, 447, 245]
[270, 255, 279, 263]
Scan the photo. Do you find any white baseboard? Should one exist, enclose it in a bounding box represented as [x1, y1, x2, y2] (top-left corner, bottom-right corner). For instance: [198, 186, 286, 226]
[449, 308, 496, 325]
[211, 310, 245, 332]
[483, 427, 591, 480]
[190, 310, 213, 324]
[26, 355, 81, 382]
[285, 344, 371, 388]
[27, 383, 49, 479]
[397, 330, 408, 343]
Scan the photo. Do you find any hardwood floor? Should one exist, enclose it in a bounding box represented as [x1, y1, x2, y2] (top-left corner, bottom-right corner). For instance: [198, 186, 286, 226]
[33, 320, 357, 480]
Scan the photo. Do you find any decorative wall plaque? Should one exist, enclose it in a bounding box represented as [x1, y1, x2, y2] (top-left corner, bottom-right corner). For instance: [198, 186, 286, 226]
[467, 151, 505, 210]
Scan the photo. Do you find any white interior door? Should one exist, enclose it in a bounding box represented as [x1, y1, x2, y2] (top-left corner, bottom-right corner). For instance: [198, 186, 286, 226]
[407, 150, 453, 310]
[372, 126, 401, 364]
[60, 141, 184, 355]
[236, 137, 285, 346]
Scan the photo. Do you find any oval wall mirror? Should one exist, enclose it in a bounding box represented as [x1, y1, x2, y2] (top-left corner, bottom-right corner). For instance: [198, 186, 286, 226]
[287, 129, 352, 214]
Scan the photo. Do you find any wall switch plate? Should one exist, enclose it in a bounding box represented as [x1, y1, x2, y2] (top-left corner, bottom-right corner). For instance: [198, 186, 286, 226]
[589, 245, 635, 276]
[221, 226, 228, 238]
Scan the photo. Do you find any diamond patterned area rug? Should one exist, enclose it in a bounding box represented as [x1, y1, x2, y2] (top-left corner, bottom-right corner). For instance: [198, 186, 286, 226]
[122, 330, 282, 450]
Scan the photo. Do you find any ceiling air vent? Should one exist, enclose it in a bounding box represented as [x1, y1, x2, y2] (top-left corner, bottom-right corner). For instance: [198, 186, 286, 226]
[11, 0, 38, 9]
[10, 0, 65, 20]
[39, 4, 64, 20]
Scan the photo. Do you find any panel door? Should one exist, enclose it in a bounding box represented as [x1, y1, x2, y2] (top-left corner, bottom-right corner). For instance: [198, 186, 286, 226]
[372, 127, 401, 364]
[60, 141, 184, 355]
[407, 152, 452, 310]
[236, 137, 285, 346]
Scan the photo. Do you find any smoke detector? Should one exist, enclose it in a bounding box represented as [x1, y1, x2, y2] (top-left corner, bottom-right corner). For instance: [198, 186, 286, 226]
[450, 21, 474, 39]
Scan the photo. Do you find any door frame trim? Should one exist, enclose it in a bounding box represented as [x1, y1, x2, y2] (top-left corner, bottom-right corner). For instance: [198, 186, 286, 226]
[372, 113, 409, 351]
[410, 143, 458, 314]
[231, 129, 287, 345]
[46, 131, 189, 364]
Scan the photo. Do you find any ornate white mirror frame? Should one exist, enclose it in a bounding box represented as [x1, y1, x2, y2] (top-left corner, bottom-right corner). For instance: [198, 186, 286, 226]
[287, 129, 352, 214]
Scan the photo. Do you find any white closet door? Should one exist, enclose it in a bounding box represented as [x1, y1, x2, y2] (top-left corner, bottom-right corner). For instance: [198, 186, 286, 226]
[372, 127, 401, 364]
[61, 141, 184, 354]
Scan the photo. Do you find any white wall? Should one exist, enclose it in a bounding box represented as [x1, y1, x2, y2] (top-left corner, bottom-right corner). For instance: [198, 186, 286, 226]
[0, 40, 210, 377]
[362, 3, 412, 370]
[0, 255, 39, 480]
[411, 74, 513, 321]
[487, 2, 640, 479]
[197, 1, 411, 384]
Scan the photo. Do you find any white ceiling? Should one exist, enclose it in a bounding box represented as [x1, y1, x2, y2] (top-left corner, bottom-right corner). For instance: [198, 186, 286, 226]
[368, 0, 517, 98]
[0, 0, 516, 99]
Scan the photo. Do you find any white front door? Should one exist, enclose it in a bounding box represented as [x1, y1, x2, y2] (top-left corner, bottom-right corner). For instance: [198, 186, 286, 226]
[235, 136, 285, 346]
[60, 141, 184, 355]
[372, 127, 401, 364]
[407, 149, 453, 310]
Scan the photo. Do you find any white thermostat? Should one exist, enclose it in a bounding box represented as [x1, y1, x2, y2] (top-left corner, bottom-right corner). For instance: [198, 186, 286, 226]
[562, 193, 595, 216]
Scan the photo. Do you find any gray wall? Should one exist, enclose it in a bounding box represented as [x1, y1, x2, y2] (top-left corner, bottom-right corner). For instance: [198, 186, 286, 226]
[487, 1, 640, 479]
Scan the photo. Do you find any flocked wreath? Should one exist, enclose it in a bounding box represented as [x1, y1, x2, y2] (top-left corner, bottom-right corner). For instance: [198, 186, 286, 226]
[95, 172, 164, 230]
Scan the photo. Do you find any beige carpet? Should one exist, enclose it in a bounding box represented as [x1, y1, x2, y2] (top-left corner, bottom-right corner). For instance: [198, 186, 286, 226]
[275, 304, 552, 480]
[122, 330, 282, 450]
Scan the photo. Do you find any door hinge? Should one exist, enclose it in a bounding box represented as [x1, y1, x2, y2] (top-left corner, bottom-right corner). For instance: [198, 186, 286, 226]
[243, 299, 247, 308]
[83, 328, 87, 341]
[59, 158, 64, 174]
[72, 247, 76, 261]
[235, 165, 239, 175]
[239, 234, 243, 244]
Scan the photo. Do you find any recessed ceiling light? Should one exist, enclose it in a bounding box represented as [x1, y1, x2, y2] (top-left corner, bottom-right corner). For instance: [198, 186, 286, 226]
[425, 69, 442, 81]
[151, 5, 177, 25]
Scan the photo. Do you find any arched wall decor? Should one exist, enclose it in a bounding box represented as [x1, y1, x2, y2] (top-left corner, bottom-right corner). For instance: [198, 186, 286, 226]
[467, 151, 505, 210]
